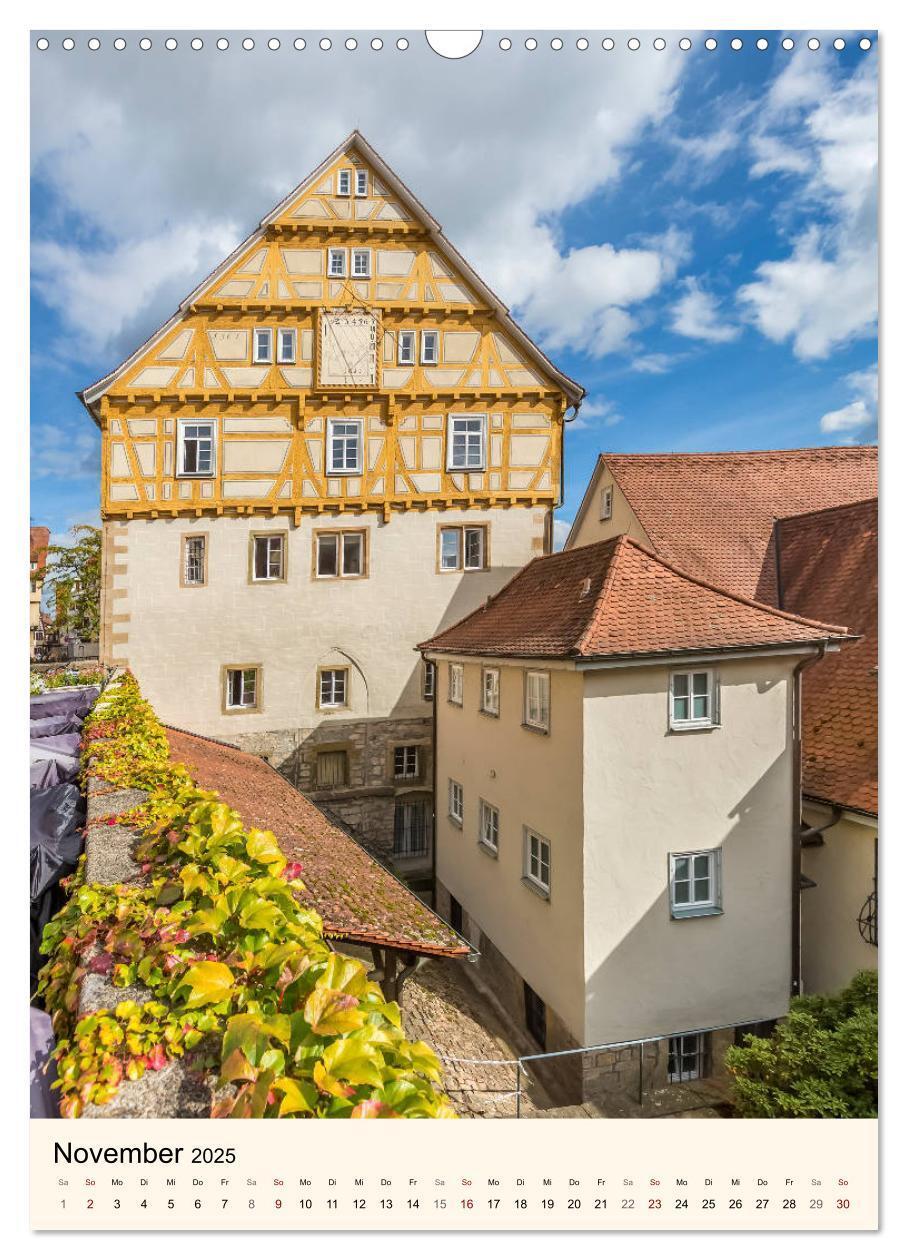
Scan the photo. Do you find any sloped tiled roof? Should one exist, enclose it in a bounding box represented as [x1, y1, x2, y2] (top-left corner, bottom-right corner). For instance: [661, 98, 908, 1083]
[420, 535, 849, 662]
[165, 728, 470, 958]
[776, 499, 878, 816]
[574, 447, 878, 603]
[30, 525, 50, 568]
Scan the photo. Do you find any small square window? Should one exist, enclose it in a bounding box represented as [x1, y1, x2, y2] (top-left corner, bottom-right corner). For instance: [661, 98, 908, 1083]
[524, 671, 550, 732]
[394, 745, 420, 780]
[448, 662, 464, 706]
[315, 531, 366, 578]
[420, 330, 439, 365]
[319, 668, 348, 709]
[600, 486, 613, 520]
[668, 1033, 708, 1082]
[447, 415, 486, 470]
[355, 168, 369, 197]
[398, 330, 416, 365]
[327, 419, 363, 474]
[669, 850, 721, 917]
[524, 829, 551, 895]
[182, 535, 206, 586]
[449, 779, 464, 825]
[352, 248, 371, 278]
[327, 248, 347, 278]
[481, 667, 500, 716]
[253, 327, 273, 364]
[670, 670, 716, 729]
[225, 666, 259, 711]
[277, 329, 296, 363]
[423, 660, 436, 701]
[336, 168, 352, 196]
[178, 420, 216, 477]
[479, 800, 499, 853]
[316, 749, 348, 788]
[251, 534, 285, 582]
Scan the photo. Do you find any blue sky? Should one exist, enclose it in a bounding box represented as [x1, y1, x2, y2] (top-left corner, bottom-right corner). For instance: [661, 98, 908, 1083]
[30, 31, 878, 547]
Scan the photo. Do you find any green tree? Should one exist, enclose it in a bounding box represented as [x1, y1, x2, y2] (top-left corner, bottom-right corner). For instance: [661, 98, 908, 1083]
[725, 970, 877, 1118]
[45, 525, 101, 642]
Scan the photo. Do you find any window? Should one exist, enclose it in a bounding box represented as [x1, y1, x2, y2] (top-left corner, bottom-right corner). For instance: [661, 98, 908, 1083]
[670, 670, 716, 729]
[355, 168, 369, 197]
[393, 798, 431, 859]
[479, 800, 499, 854]
[448, 779, 464, 825]
[524, 829, 551, 894]
[448, 662, 463, 706]
[524, 983, 546, 1048]
[352, 248, 371, 278]
[423, 660, 436, 700]
[481, 667, 500, 716]
[326, 418, 363, 474]
[327, 248, 347, 277]
[177, 420, 216, 477]
[225, 667, 259, 711]
[420, 330, 439, 365]
[315, 530, 366, 578]
[439, 525, 487, 572]
[394, 745, 420, 780]
[316, 750, 348, 788]
[600, 486, 613, 520]
[670, 850, 721, 917]
[182, 535, 207, 586]
[524, 671, 550, 732]
[336, 168, 352, 196]
[253, 327, 273, 363]
[251, 533, 286, 582]
[319, 668, 348, 709]
[277, 329, 296, 363]
[667, 1033, 708, 1083]
[398, 330, 416, 365]
[447, 415, 487, 470]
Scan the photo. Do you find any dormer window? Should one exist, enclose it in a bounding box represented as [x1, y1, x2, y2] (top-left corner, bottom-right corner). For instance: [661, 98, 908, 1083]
[327, 248, 347, 278]
[600, 486, 614, 521]
[336, 168, 352, 196]
[355, 168, 369, 197]
[420, 330, 439, 365]
[253, 328, 273, 364]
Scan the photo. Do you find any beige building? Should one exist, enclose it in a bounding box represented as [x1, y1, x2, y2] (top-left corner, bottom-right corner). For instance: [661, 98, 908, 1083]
[30, 526, 49, 658]
[78, 133, 583, 879]
[422, 536, 849, 1106]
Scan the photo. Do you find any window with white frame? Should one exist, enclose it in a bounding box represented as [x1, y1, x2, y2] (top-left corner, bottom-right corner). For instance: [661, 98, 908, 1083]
[277, 329, 296, 363]
[481, 666, 500, 716]
[355, 168, 369, 197]
[398, 330, 416, 365]
[439, 525, 487, 572]
[447, 415, 487, 470]
[524, 828, 551, 894]
[351, 248, 371, 278]
[327, 248, 347, 277]
[479, 800, 499, 854]
[315, 530, 365, 578]
[177, 420, 216, 477]
[336, 168, 352, 196]
[253, 327, 273, 363]
[183, 535, 206, 586]
[420, 330, 439, 364]
[225, 667, 259, 711]
[669, 850, 721, 917]
[423, 660, 436, 701]
[252, 534, 285, 581]
[319, 668, 348, 709]
[394, 745, 420, 780]
[600, 485, 614, 520]
[670, 669, 716, 729]
[326, 418, 363, 474]
[524, 671, 550, 732]
[449, 779, 464, 825]
[448, 662, 464, 705]
[668, 1033, 707, 1082]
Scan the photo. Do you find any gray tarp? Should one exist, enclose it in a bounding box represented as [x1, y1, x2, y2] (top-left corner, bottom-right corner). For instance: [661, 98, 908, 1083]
[30, 1006, 58, 1118]
[30, 713, 84, 737]
[29, 685, 99, 720]
[30, 782, 85, 991]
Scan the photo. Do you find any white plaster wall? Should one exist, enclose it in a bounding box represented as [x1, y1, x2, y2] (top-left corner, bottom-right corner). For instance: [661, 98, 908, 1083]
[115, 507, 542, 737]
[568, 461, 650, 551]
[581, 656, 798, 1045]
[434, 661, 587, 1040]
[801, 806, 877, 995]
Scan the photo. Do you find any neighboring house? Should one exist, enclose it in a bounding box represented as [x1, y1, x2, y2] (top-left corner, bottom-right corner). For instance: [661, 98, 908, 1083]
[29, 526, 50, 657]
[78, 131, 583, 882]
[564, 447, 878, 602]
[775, 499, 878, 994]
[420, 536, 848, 1106]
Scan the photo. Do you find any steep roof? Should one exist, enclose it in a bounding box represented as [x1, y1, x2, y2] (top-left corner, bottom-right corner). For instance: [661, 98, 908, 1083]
[567, 447, 878, 603]
[30, 525, 50, 568]
[80, 130, 583, 415]
[420, 535, 849, 662]
[166, 727, 470, 959]
[776, 499, 878, 816]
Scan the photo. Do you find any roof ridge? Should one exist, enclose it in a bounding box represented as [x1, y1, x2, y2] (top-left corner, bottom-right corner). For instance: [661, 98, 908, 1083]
[601, 445, 878, 460]
[573, 534, 631, 656]
[417, 550, 551, 652]
[776, 496, 878, 528]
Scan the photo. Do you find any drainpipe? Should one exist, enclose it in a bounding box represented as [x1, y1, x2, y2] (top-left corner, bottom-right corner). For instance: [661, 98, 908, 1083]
[800, 805, 843, 846]
[790, 644, 827, 997]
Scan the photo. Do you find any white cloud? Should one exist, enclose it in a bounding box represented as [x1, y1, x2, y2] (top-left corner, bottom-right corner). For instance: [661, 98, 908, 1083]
[552, 518, 572, 551]
[819, 400, 871, 434]
[670, 278, 739, 344]
[31, 423, 100, 478]
[819, 363, 878, 437]
[571, 396, 623, 430]
[629, 352, 680, 375]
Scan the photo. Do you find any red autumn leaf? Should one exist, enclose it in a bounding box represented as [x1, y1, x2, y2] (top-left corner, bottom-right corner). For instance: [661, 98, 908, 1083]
[145, 1045, 167, 1071]
[282, 861, 304, 881]
[87, 953, 114, 975]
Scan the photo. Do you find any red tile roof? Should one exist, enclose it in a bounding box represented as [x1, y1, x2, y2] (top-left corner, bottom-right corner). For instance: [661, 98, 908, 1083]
[420, 535, 850, 662]
[575, 447, 878, 603]
[165, 727, 469, 958]
[776, 499, 878, 816]
[30, 525, 50, 568]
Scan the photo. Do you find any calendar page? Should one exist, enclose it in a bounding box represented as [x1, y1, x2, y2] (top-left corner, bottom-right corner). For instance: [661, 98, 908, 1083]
[26, 10, 881, 1239]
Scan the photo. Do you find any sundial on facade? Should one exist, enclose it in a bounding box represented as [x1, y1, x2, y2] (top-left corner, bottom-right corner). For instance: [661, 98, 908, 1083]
[319, 309, 378, 387]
